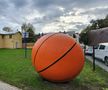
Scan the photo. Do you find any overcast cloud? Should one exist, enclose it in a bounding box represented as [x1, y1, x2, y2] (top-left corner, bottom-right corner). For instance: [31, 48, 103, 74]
[0, 0, 108, 33]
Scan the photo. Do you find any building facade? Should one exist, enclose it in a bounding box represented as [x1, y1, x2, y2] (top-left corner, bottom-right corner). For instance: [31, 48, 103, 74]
[0, 30, 22, 48]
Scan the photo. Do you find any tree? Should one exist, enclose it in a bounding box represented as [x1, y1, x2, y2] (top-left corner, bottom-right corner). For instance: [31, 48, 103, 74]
[21, 23, 28, 32]
[105, 14, 108, 19]
[79, 30, 89, 45]
[2, 27, 12, 32]
[21, 23, 35, 37]
[90, 16, 108, 29]
[21, 23, 36, 43]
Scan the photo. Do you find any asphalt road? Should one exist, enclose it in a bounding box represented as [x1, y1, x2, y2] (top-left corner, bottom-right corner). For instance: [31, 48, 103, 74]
[86, 55, 108, 72]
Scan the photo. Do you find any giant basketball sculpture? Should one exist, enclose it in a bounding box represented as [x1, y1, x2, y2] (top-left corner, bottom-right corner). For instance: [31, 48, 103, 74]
[32, 33, 84, 82]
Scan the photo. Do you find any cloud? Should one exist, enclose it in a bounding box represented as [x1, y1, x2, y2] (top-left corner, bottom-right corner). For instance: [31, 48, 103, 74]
[11, 0, 28, 8]
[0, 0, 108, 33]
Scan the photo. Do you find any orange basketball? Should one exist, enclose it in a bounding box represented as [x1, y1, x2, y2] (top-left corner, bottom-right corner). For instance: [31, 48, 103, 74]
[32, 33, 84, 82]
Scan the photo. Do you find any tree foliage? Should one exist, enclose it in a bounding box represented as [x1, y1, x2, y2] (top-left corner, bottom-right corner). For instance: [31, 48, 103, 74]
[21, 23, 35, 37]
[2, 27, 12, 32]
[21, 23, 36, 43]
[79, 32, 89, 45]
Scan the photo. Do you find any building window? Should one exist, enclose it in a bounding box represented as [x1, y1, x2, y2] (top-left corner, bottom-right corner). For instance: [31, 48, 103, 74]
[2, 35, 4, 39]
[9, 35, 12, 38]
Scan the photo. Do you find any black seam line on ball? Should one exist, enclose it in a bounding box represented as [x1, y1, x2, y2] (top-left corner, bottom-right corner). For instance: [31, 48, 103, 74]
[33, 33, 59, 65]
[38, 42, 77, 73]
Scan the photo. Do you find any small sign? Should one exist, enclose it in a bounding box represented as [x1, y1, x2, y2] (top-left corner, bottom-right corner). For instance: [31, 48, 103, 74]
[22, 32, 29, 38]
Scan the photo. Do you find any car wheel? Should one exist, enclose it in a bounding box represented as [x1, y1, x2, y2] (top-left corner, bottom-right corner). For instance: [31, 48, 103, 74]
[105, 57, 108, 66]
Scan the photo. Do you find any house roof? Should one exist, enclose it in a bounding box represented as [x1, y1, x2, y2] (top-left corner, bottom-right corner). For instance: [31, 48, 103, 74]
[0, 30, 21, 35]
[88, 27, 108, 45]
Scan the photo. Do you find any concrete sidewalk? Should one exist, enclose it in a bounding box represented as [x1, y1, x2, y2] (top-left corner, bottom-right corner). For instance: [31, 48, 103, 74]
[0, 81, 21, 90]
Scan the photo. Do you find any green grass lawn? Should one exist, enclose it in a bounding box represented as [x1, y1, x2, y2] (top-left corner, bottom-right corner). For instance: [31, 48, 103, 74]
[0, 49, 108, 90]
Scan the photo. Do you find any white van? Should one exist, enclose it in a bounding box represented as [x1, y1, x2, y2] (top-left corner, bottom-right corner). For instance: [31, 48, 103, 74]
[95, 43, 108, 66]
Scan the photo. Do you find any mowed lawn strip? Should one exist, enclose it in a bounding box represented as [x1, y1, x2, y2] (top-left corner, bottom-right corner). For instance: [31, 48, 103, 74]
[0, 49, 108, 90]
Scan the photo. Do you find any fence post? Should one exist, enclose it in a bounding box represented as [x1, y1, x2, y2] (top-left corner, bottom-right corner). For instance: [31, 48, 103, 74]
[92, 45, 95, 71]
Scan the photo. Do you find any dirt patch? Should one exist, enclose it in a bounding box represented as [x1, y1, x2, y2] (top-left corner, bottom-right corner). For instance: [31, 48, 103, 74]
[42, 80, 104, 90]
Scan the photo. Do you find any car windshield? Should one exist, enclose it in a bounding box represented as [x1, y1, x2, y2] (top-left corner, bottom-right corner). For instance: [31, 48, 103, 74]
[99, 45, 105, 50]
[86, 46, 92, 50]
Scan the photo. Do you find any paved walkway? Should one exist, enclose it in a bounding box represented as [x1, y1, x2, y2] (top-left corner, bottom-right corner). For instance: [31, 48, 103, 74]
[86, 56, 108, 72]
[0, 81, 21, 90]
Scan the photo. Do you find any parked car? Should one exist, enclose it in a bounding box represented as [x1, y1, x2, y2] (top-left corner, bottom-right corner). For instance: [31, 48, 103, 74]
[95, 43, 108, 66]
[85, 46, 93, 55]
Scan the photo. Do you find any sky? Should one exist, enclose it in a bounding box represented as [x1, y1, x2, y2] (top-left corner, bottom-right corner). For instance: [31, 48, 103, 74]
[0, 0, 108, 34]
